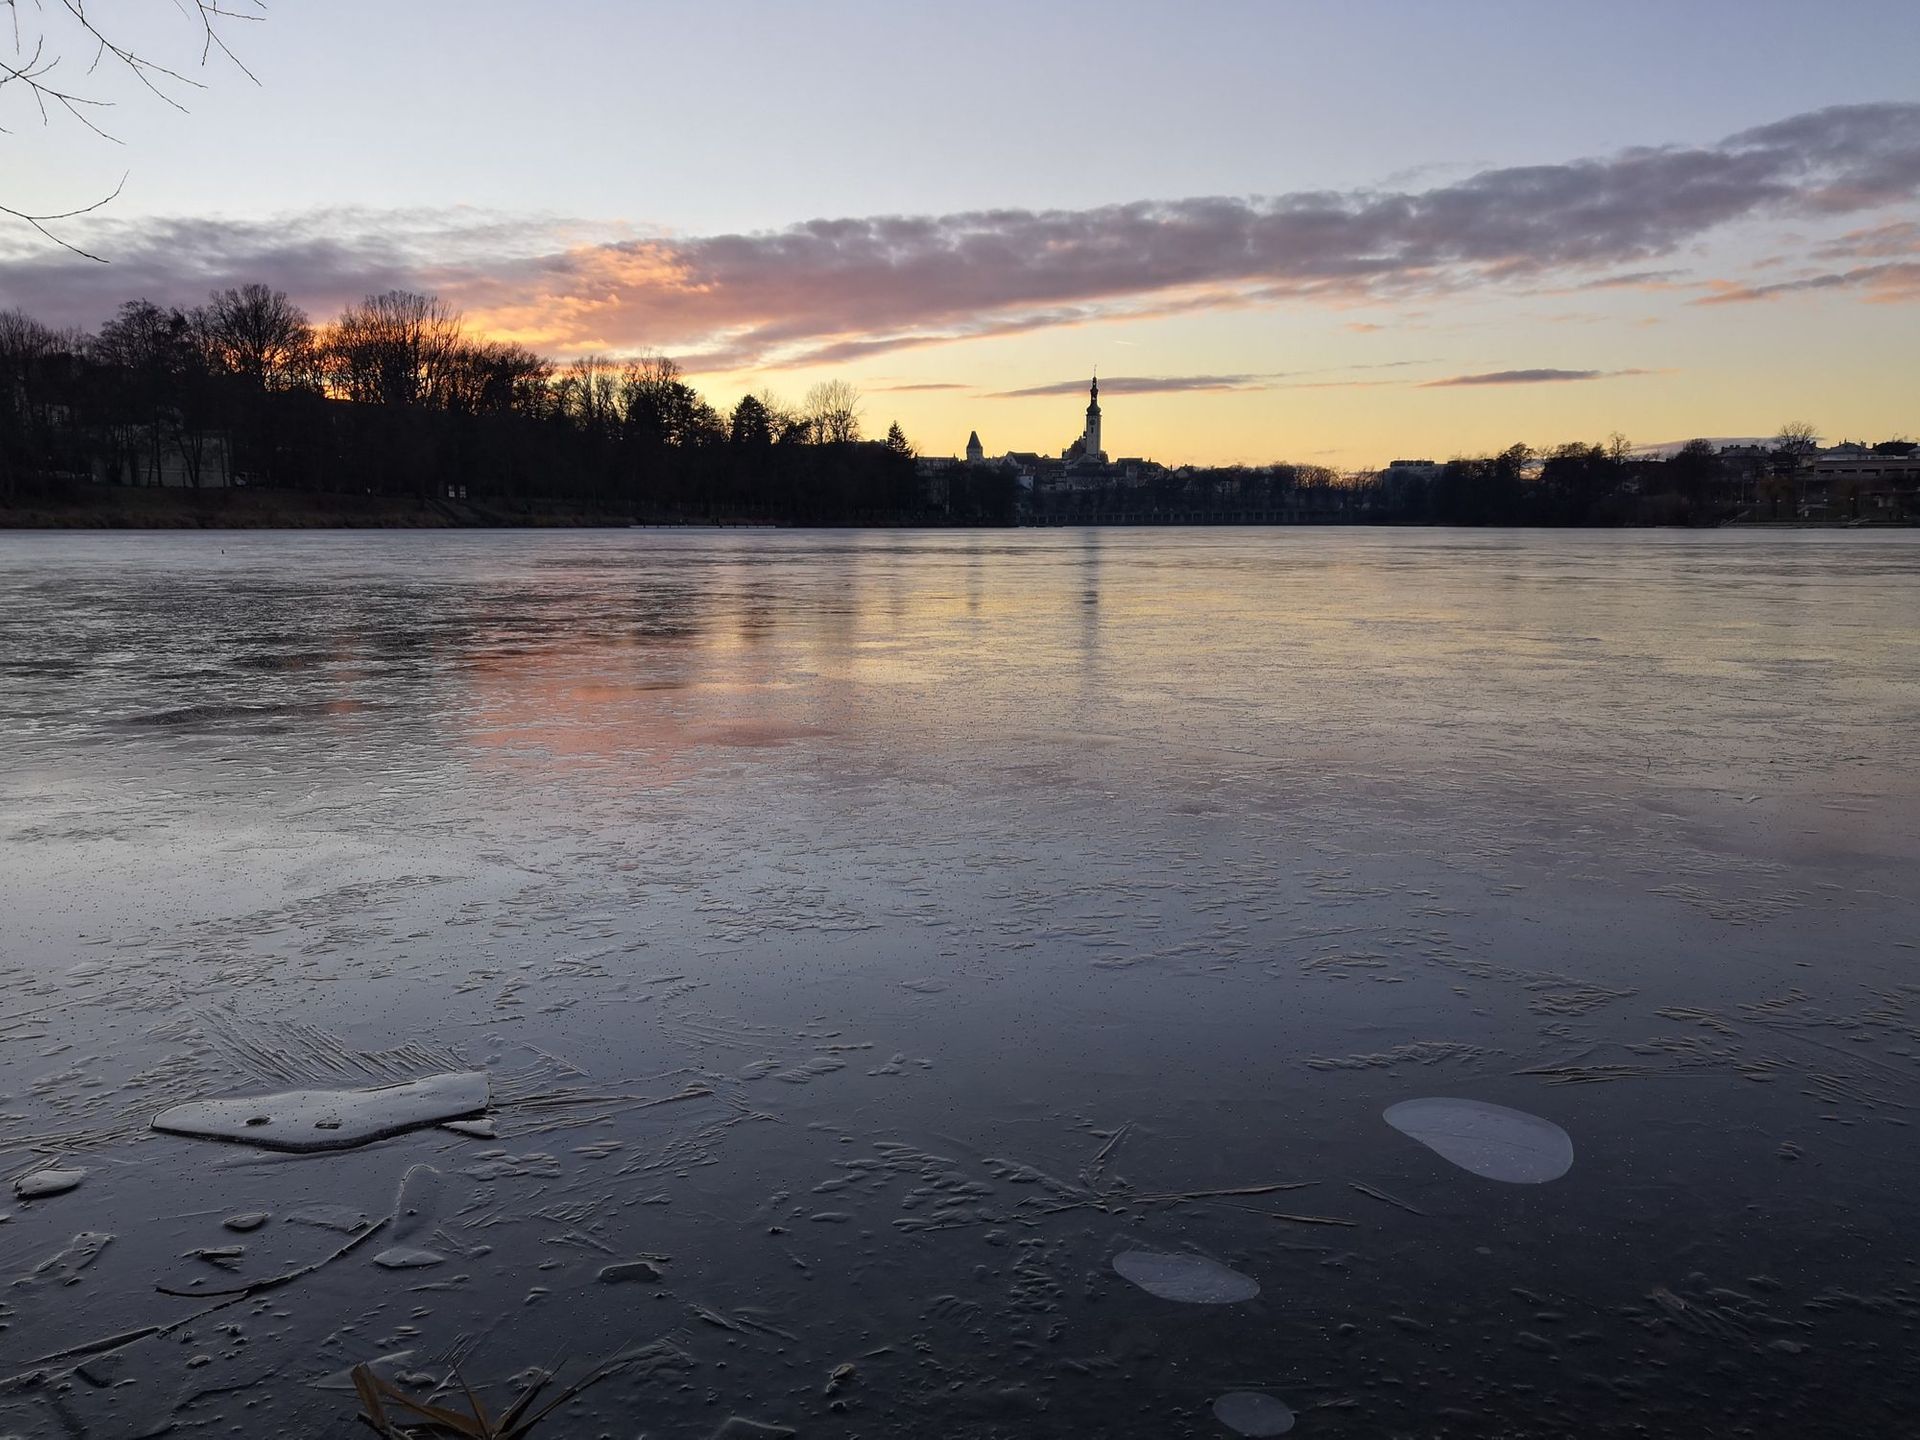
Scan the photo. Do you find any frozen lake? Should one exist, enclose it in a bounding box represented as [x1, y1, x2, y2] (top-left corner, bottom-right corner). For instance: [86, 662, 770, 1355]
[2, 527, 1917, 1436]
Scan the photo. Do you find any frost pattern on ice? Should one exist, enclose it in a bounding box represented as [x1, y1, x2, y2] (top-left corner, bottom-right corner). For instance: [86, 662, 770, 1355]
[1383, 1096, 1573, 1184]
[152, 1073, 489, 1152]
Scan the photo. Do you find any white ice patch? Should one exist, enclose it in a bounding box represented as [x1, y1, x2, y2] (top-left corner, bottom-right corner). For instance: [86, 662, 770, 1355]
[1383, 1097, 1573, 1184]
[14, 1166, 87, 1200]
[1112, 1249, 1260, 1304]
[153, 1072, 489, 1152]
[1213, 1391, 1297, 1436]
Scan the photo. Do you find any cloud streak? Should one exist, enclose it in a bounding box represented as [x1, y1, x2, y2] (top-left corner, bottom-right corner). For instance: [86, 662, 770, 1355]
[1422, 368, 1654, 387]
[5, 102, 1918, 368]
[990, 373, 1281, 398]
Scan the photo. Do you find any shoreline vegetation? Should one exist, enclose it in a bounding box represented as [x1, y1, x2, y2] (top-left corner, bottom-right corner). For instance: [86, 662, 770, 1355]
[4, 287, 1916, 529]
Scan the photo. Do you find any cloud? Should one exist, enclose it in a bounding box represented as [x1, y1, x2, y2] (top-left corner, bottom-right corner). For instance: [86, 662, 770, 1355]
[1695, 262, 1920, 305]
[7, 102, 1919, 367]
[989, 373, 1280, 398]
[1813, 219, 1920, 259]
[1562, 269, 1693, 292]
[870, 381, 973, 392]
[1274, 378, 1407, 391]
[1422, 368, 1654, 387]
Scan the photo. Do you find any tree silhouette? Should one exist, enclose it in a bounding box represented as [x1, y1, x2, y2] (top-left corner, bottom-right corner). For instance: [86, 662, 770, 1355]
[1774, 421, 1819, 457]
[805, 379, 863, 445]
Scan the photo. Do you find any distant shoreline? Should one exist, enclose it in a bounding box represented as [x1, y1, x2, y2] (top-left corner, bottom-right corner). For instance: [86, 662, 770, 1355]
[0, 487, 843, 531]
[2, 486, 1913, 531]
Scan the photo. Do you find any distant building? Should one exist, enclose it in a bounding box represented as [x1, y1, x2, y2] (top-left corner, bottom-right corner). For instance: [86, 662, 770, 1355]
[1799, 447, 1920, 519]
[1061, 376, 1107, 466]
[1384, 458, 1444, 482]
[949, 375, 1161, 496]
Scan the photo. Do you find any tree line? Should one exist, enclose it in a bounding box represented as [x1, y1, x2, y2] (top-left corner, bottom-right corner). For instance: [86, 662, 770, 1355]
[1035, 429, 1914, 527]
[0, 286, 1016, 523]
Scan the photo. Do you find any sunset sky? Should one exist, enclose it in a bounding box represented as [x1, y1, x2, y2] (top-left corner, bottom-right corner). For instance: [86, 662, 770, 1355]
[4, 0, 1919, 468]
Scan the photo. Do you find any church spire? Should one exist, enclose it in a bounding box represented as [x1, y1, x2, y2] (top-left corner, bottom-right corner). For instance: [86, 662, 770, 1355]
[1080, 370, 1104, 462]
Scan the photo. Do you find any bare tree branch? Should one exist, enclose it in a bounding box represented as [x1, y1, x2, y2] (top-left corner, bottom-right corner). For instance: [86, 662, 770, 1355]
[1, 0, 264, 255]
[0, 167, 122, 259]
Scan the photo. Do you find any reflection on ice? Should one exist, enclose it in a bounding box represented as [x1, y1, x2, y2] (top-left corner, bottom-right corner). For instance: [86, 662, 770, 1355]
[1383, 1097, 1574, 1184]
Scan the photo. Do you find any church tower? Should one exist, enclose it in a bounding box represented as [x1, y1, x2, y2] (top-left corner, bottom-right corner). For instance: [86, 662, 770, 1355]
[966, 430, 984, 464]
[1082, 375, 1102, 459]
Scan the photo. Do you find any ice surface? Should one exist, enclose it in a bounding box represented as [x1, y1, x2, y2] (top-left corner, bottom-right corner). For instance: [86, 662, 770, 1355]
[3, 530, 1918, 1436]
[14, 1166, 87, 1200]
[24, 1230, 112, 1287]
[152, 1072, 488, 1151]
[1383, 1097, 1574, 1184]
[287, 1204, 374, 1233]
[1213, 1391, 1297, 1436]
[1112, 1249, 1261, 1304]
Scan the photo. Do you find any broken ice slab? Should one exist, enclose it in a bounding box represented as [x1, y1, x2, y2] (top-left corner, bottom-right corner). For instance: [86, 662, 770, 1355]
[1383, 1096, 1574, 1184]
[14, 1166, 87, 1200]
[599, 1259, 666, 1284]
[152, 1073, 489, 1153]
[1112, 1249, 1261, 1304]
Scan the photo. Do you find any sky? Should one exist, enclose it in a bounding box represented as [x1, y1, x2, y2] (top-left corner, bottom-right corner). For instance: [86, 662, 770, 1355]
[3, 0, 1919, 468]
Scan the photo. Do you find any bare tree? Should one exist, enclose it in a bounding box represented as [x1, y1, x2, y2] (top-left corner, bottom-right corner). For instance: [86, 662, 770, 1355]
[557, 355, 621, 432]
[620, 353, 722, 447]
[1, 1, 265, 257]
[756, 388, 806, 444]
[1774, 420, 1819, 456]
[443, 339, 549, 416]
[0, 305, 62, 371]
[92, 297, 216, 485]
[0, 305, 82, 500]
[804, 379, 863, 445]
[322, 291, 465, 410]
[200, 283, 313, 391]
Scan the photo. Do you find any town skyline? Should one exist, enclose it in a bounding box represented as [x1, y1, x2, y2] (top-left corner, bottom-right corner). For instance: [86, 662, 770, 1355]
[4, 2, 1920, 468]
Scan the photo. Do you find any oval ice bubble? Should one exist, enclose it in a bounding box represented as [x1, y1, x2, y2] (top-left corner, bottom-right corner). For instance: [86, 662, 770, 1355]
[1213, 1390, 1296, 1436]
[1383, 1097, 1573, 1184]
[1112, 1249, 1260, 1304]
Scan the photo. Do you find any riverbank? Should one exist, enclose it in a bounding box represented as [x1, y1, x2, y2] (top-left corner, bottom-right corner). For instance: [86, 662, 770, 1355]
[4, 484, 1913, 530]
